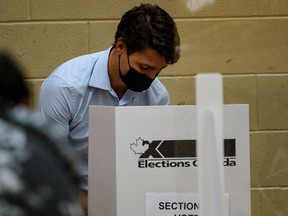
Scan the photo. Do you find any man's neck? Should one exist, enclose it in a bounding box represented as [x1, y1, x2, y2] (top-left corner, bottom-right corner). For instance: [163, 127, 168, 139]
[108, 48, 128, 99]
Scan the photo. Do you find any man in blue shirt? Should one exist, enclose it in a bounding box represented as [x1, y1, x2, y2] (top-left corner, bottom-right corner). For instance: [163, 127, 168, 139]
[38, 3, 180, 214]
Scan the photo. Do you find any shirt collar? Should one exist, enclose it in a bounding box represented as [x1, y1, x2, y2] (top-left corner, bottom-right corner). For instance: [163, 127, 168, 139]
[89, 47, 112, 90]
[88, 47, 141, 100]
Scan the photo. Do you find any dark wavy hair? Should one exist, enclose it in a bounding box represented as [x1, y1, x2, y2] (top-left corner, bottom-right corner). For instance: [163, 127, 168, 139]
[113, 4, 180, 64]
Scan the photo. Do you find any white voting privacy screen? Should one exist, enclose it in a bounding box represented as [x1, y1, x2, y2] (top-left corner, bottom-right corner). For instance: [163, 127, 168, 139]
[196, 73, 225, 216]
[88, 105, 250, 216]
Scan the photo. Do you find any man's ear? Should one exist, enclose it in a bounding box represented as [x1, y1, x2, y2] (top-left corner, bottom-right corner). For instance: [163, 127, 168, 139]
[115, 37, 127, 55]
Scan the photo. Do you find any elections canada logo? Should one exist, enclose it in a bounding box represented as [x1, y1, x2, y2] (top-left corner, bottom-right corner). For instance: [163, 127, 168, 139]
[130, 137, 236, 169]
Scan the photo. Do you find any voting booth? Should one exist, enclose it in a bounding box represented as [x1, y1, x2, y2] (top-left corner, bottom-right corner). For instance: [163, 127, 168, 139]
[88, 105, 250, 216]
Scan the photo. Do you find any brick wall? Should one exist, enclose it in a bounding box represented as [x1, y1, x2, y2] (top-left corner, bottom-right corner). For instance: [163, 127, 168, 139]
[1, 0, 288, 215]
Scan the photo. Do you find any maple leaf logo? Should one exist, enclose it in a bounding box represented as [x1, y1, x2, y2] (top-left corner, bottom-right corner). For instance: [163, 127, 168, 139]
[130, 137, 149, 155]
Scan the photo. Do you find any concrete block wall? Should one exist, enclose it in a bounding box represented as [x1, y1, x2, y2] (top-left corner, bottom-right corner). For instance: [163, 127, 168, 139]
[1, 0, 288, 215]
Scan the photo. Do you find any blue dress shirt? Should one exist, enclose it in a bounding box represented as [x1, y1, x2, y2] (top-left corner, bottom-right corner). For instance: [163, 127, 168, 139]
[38, 47, 169, 190]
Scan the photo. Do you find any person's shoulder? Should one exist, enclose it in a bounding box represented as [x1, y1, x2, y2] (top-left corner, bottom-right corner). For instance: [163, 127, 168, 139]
[1, 105, 76, 174]
[50, 49, 108, 81]
[0, 108, 26, 150]
[66, 50, 105, 64]
[62, 48, 108, 67]
[149, 78, 168, 94]
[143, 78, 170, 105]
[0, 106, 83, 216]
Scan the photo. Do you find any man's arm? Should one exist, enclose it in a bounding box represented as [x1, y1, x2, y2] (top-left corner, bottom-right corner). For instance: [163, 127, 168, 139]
[38, 75, 74, 133]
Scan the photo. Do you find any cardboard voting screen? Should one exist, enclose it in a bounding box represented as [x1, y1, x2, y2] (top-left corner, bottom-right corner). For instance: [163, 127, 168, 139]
[88, 105, 250, 216]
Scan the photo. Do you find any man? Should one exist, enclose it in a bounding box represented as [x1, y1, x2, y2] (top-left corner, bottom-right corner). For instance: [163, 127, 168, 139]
[0, 53, 83, 216]
[38, 3, 180, 214]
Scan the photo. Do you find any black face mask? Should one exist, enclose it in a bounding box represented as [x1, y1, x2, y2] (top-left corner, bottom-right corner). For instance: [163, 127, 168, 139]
[118, 55, 154, 92]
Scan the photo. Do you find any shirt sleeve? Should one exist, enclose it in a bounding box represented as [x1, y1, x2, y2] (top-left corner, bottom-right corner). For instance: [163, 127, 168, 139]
[38, 75, 75, 133]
